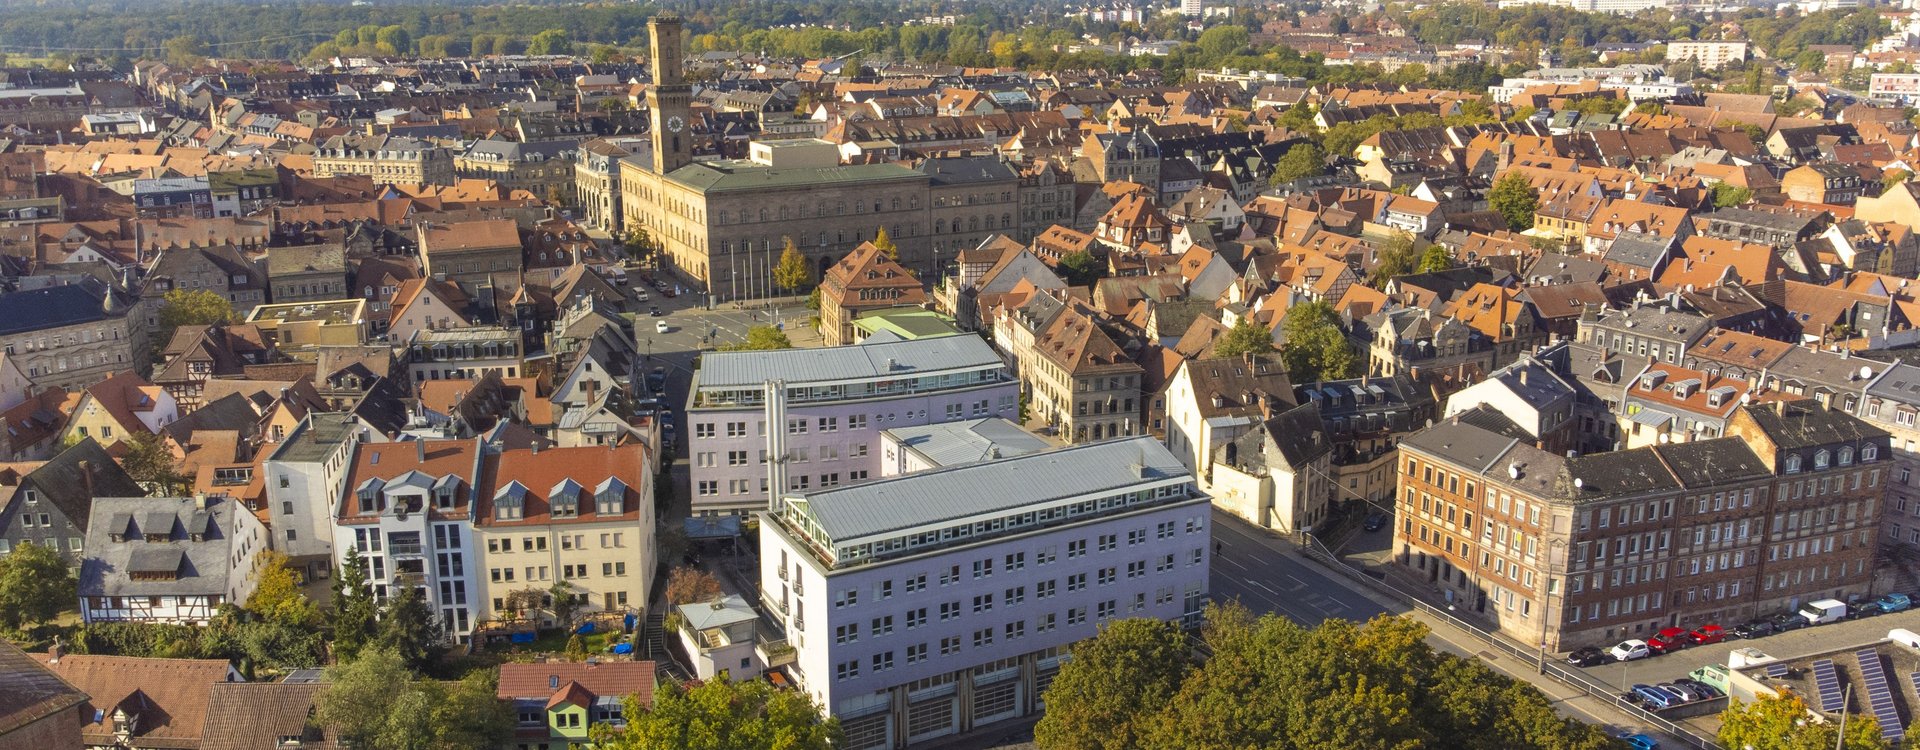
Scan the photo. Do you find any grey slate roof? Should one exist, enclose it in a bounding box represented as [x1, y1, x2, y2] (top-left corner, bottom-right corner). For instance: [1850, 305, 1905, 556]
[1741, 399, 1888, 451]
[697, 333, 1002, 390]
[790, 436, 1188, 543]
[0, 282, 109, 336]
[80, 496, 243, 597]
[884, 417, 1052, 468]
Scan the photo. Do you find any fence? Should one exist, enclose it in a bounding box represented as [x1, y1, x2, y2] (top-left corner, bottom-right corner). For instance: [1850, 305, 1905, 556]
[1296, 535, 1724, 750]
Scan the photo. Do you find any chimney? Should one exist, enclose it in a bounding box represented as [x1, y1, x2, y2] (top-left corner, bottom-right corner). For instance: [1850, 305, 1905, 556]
[48, 635, 63, 663]
[532, 442, 541, 455]
[78, 460, 93, 501]
[415, 440, 427, 462]
[194, 493, 209, 510]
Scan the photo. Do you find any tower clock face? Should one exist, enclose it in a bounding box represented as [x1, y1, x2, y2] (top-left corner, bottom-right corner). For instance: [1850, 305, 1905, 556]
[666, 115, 685, 133]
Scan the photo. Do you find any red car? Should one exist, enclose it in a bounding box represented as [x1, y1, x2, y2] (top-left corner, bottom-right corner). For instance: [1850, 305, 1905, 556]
[1688, 624, 1727, 645]
[1648, 627, 1691, 654]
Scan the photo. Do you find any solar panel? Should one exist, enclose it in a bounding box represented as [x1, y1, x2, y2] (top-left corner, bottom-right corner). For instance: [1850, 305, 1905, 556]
[1813, 659, 1847, 713]
[1855, 650, 1905, 745]
[1766, 663, 1789, 678]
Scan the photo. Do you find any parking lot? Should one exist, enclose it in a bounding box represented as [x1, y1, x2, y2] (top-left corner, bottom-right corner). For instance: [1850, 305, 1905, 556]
[1575, 605, 1920, 694]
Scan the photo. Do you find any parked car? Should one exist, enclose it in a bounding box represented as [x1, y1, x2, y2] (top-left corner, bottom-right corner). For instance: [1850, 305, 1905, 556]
[1799, 599, 1847, 625]
[1848, 601, 1886, 620]
[649, 306, 663, 317]
[1618, 733, 1660, 750]
[1364, 513, 1387, 532]
[1731, 619, 1776, 639]
[1567, 646, 1611, 667]
[635, 290, 649, 302]
[1877, 593, 1913, 614]
[1631, 684, 1680, 709]
[646, 367, 667, 393]
[1648, 627, 1690, 655]
[1611, 640, 1652, 662]
[1674, 678, 1723, 699]
[661, 286, 678, 297]
[1687, 624, 1727, 645]
[1770, 612, 1810, 632]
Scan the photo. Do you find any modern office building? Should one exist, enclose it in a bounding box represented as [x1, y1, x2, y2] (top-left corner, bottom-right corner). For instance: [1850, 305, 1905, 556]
[1393, 399, 1889, 652]
[758, 437, 1210, 750]
[685, 333, 1017, 518]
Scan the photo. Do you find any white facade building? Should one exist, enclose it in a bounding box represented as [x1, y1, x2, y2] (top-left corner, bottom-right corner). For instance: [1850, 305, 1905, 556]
[758, 437, 1211, 749]
[336, 438, 484, 642]
[263, 413, 386, 579]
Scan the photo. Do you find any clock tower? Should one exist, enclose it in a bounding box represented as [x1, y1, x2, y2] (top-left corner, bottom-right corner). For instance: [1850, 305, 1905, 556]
[646, 16, 693, 175]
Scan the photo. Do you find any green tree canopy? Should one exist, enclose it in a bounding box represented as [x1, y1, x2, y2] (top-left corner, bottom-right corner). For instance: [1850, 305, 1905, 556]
[528, 28, 573, 56]
[1197, 25, 1252, 60]
[0, 540, 74, 630]
[317, 646, 510, 750]
[328, 546, 379, 661]
[722, 326, 794, 351]
[590, 677, 841, 750]
[1712, 183, 1754, 208]
[1035, 618, 1194, 750]
[1270, 142, 1326, 185]
[1369, 231, 1426, 287]
[1719, 694, 1890, 750]
[1057, 250, 1105, 287]
[1489, 172, 1539, 231]
[118, 431, 188, 493]
[1213, 318, 1276, 359]
[1417, 244, 1453, 273]
[1280, 300, 1357, 384]
[773, 237, 812, 292]
[665, 566, 723, 605]
[158, 288, 236, 332]
[378, 580, 441, 672]
[1040, 604, 1617, 750]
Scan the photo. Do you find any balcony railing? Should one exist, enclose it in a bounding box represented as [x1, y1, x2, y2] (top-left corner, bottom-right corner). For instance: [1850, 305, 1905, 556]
[388, 543, 425, 556]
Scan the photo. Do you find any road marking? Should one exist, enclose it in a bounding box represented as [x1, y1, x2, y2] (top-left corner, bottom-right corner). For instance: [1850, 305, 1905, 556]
[1217, 557, 1250, 572]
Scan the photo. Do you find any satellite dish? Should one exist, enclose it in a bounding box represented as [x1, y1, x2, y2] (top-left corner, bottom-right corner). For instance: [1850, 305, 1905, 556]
[1860, 365, 1874, 381]
[1507, 462, 1521, 479]
[1574, 477, 1584, 489]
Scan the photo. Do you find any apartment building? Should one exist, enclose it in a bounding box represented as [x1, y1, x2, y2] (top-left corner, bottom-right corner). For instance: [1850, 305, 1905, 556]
[686, 334, 1017, 518]
[313, 133, 454, 185]
[263, 413, 385, 579]
[1393, 399, 1888, 652]
[1856, 362, 1920, 554]
[473, 442, 656, 624]
[758, 437, 1210, 750]
[336, 438, 485, 642]
[0, 279, 143, 390]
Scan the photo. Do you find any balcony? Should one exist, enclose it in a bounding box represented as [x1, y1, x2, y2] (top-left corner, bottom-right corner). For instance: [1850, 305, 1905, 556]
[756, 626, 797, 668]
[388, 543, 425, 557]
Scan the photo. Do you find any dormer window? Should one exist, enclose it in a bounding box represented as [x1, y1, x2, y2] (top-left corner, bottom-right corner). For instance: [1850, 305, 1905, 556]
[494, 481, 526, 521]
[595, 477, 627, 516]
[550, 479, 582, 518]
[434, 475, 461, 509]
[356, 478, 386, 514]
[1814, 450, 1830, 470]
[1838, 447, 1854, 466]
[1785, 454, 1802, 473]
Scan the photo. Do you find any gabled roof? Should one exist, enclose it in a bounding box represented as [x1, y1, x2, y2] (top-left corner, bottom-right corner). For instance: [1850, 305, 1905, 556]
[0, 639, 86, 737]
[31, 653, 236, 748]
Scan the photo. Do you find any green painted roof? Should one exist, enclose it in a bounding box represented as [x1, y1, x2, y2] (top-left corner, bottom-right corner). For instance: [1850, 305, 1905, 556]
[854, 309, 962, 340]
[663, 159, 925, 193]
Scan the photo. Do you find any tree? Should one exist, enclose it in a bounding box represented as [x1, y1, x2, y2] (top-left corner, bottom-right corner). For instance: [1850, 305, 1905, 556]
[721, 326, 794, 351]
[1735, 121, 1769, 146]
[1719, 694, 1890, 750]
[317, 647, 412, 748]
[1269, 143, 1326, 185]
[1197, 25, 1251, 60]
[1051, 604, 1617, 750]
[591, 677, 841, 750]
[1712, 183, 1754, 208]
[158, 288, 236, 334]
[528, 29, 573, 56]
[590, 45, 621, 64]
[163, 35, 207, 67]
[1488, 172, 1539, 231]
[564, 633, 589, 661]
[1213, 318, 1275, 359]
[374, 26, 412, 56]
[1280, 300, 1357, 384]
[0, 541, 74, 630]
[1369, 231, 1425, 287]
[432, 670, 514, 749]
[1882, 169, 1912, 197]
[378, 583, 440, 672]
[1057, 250, 1104, 287]
[1034, 618, 1193, 750]
[549, 579, 579, 628]
[118, 431, 187, 492]
[329, 547, 380, 661]
[773, 238, 811, 292]
[665, 567, 724, 605]
[246, 551, 317, 627]
[872, 226, 900, 262]
[1417, 244, 1453, 273]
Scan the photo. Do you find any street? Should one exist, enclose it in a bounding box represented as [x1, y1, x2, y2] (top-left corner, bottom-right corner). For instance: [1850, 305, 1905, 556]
[1210, 510, 1399, 625]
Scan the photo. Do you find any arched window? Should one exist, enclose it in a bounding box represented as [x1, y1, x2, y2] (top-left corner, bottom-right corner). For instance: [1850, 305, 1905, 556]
[1814, 450, 1830, 470]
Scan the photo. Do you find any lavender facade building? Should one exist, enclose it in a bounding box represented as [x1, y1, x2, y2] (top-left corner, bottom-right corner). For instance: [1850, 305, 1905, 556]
[758, 437, 1211, 749]
[686, 334, 1018, 518]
